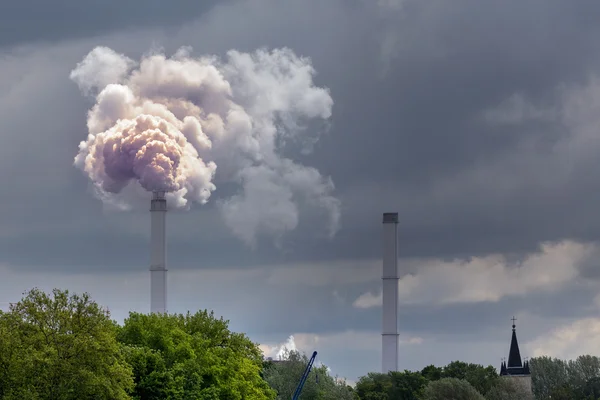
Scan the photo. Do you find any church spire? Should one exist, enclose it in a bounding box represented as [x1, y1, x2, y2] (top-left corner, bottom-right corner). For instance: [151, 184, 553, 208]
[507, 317, 523, 369]
[500, 316, 532, 396]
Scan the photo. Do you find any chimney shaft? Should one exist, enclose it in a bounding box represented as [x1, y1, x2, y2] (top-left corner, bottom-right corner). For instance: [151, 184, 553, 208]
[382, 212, 399, 373]
[150, 191, 167, 314]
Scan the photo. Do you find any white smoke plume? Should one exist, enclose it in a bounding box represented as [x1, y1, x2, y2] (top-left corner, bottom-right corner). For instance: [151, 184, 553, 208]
[260, 335, 298, 360]
[70, 46, 340, 245]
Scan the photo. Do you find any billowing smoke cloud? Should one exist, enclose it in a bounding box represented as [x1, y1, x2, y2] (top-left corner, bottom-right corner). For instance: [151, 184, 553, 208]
[260, 335, 299, 360]
[70, 46, 340, 245]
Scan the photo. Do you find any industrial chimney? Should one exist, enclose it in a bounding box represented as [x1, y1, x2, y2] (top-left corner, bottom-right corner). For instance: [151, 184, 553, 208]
[382, 212, 399, 373]
[150, 191, 167, 314]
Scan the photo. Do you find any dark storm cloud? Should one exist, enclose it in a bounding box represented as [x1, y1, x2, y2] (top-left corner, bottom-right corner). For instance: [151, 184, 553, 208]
[3, 0, 600, 271]
[313, 0, 600, 181]
[181, 0, 600, 260]
[0, 0, 224, 48]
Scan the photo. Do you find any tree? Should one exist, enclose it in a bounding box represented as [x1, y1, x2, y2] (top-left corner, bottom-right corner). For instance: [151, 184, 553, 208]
[568, 355, 600, 399]
[530, 356, 570, 399]
[421, 365, 443, 382]
[578, 376, 600, 400]
[354, 362, 496, 400]
[485, 378, 533, 400]
[353, 370, 426, 400]
[354, 372, 392, 400]
[422, 377, 485, 400]
[442, 361, 499, 395]
[119, 345, 178, 399]
[0, 288, 133, 399]
[117, 310, 275, 400]
[262, 349, 356, 400]
[547, 385, 576, 400]
[388, 370, 427, 400]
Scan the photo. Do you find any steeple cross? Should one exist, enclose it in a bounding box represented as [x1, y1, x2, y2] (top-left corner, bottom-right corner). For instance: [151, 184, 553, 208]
[511, 316, 517, 324]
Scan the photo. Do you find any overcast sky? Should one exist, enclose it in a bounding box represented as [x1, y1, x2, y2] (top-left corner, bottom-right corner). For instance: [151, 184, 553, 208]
[2, 0, 600, 383]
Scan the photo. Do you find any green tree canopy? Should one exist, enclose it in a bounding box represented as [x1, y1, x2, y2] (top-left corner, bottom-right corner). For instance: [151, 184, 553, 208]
[353, 370, 427, 400]
[354, 361, 496, 399]
[442, 361, 499, 395]
[387, 370, 427, 400]
[421, 365, 443, 382]
[117, 310, 275, 400]
[0, 288, 133, 399]
[262, 349, 355, 400]
[422, 377, 485, 400]
[354, 372, 392, 400]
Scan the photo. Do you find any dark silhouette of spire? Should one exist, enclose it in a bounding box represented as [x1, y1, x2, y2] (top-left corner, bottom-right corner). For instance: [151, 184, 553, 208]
[507, 317, 523, 368]
[500, 317, 530, 377]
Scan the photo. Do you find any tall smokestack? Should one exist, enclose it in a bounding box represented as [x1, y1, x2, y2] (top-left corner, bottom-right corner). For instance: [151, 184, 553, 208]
[382, 212, 399, 373]
[150, 191, 167, 314]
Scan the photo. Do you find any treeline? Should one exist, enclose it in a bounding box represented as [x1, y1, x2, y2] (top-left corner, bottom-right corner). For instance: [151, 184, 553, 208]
[355, 362, 513, 400]
[352, 354, 600, 399]
[0, 289, 598, 399]
[270, 351, 600, 400]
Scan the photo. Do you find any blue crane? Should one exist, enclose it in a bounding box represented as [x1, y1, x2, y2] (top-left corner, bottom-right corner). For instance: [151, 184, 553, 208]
[291, 351, 317, 400]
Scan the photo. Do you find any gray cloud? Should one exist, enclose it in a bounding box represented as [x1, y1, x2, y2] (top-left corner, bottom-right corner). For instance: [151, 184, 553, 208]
[0, 0, 224, 48]
[1, 0, 600, 275]
[2, 0, 600, 281]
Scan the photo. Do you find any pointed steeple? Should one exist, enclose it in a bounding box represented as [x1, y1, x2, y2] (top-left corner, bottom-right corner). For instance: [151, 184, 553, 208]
[507, 317, 523, 369]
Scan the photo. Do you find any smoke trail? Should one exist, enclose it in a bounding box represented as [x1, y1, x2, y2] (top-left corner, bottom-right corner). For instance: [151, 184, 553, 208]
[70, 46, 340, 245]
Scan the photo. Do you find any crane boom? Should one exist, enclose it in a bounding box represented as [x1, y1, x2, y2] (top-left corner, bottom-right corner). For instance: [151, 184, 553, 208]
[292, 351, 317, 400]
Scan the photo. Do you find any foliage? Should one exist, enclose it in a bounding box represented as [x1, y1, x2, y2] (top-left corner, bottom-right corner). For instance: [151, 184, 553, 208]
[262, 349, 356, 400]
[0, 289, 278, 399]
[0, 288, 133, 399]
[420, 365, 443, 381]
[485, 378, 533, 400]
[421, 377, 485, 400]
[354, 362, 496, 399]
[388, 370, 428, 399]
[441, 361, 499, 395]
[530, 355, 600, 400]
[354, 370, 426, 400]
[350, 354, 600, 400]
[568, 355, 600, 399]
[355, 372, 393, 400]
[530, 356, 569, 399]
[117, 310, 276, 400]
[353, 355, 600, 400]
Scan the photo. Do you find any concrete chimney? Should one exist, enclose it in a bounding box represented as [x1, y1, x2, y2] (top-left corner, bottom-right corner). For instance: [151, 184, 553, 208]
[382, 212, 399, 373]
[150, 191, 167, 314]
